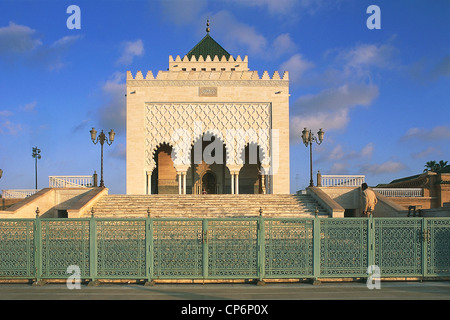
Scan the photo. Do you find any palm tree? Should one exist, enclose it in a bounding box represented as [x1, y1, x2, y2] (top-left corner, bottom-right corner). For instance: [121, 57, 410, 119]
[424, 160, 448, 172]
[437, 160, 448, 171]
[424, 161, 437, 172]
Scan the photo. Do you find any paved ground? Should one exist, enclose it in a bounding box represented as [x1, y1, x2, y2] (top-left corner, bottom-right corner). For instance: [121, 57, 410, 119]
[1, 281, 447, 318]
[0, 281, 448, 300]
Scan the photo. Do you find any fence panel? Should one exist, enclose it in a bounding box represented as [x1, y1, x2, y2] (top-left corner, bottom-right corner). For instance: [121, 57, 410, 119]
[320, 219, 369, 277]
[95, 219, 147, 279]
[207, 219, 258, 279]
[425, 218, 450, 277]
[152, 219, 203, 279]
[0, 220, 35, 278]
[0, 217, 449, 281]
[264, 219, 314, 278]
[40, 219, 90, 279]
[374, 218, 423, 277]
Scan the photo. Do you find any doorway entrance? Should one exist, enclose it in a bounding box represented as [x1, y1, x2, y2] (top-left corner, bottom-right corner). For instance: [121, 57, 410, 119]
[202, 171, 216, 194]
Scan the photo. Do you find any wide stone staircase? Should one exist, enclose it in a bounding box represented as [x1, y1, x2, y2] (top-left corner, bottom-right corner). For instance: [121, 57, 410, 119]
[89, 193, 329, 218]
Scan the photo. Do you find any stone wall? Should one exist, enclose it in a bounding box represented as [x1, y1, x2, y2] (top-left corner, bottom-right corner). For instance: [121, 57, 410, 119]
[0, 188, 104, 218]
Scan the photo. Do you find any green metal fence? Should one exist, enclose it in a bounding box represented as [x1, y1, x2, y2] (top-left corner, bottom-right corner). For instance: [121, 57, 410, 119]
[1, 217, 449, 282]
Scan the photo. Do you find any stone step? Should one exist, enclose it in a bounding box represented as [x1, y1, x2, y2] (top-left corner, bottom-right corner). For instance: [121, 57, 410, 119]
[90, 193, 328, 218]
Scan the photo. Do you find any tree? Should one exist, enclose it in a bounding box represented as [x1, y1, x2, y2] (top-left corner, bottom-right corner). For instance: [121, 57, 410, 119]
[424, 160, 448, 172]
[437, 160, 448, 171]
[424, 161, 437, 172]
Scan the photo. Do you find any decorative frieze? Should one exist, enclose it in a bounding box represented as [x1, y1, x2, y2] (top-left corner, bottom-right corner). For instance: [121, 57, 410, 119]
[145, 103, 272, 171]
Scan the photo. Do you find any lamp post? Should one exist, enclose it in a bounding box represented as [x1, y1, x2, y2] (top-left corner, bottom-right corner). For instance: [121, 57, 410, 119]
[32, 147, 41, 190]
[301, 128, 324, 187]
[90, 128, 115, 188]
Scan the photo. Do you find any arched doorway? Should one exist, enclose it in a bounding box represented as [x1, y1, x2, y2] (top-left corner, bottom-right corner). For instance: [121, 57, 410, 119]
[151, 143, 178, 194]
[239, 143, 264, 194]
[190, 133, 228, 194]
[202, 171, 216, 194]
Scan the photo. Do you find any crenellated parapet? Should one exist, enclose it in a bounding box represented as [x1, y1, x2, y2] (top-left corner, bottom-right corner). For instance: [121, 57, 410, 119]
[127, 52, 288, 84]
[126, 69, 289, 81]
[169, 54, 247, 62]
[168, 54, 248, 71]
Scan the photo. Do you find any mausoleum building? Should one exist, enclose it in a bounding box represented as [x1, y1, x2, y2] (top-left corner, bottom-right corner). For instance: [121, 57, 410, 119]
[126, 27, 290, 195]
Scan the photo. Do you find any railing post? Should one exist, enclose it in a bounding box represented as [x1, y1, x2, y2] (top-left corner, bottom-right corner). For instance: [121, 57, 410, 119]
[88, 210, 98, 286]
[257, 209, 265, 285]
[202, 219, 208, 279]
[317, 171, 322, 187]
[144, 209, 155, 286]
[368, 215, 375, 269]
[312, 216, 321, 285]
[33, 208, 44, 286]
[422, 218, 427, 279]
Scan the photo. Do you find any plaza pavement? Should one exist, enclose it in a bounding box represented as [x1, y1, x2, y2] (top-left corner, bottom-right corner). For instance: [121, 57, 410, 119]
[0, 281, 448, 300]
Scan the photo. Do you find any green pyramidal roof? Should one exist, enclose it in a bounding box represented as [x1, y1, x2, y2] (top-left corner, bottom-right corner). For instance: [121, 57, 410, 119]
[186, 34, 231, 60]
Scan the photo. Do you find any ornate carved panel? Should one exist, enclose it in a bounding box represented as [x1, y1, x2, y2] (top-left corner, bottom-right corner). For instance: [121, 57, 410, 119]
[145, 103, 271, 171]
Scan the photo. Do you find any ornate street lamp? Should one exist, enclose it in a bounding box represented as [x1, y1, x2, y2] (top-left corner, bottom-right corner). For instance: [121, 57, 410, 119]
[90, 128, 115, 188]
[301, 128, 324, 187]
[32, 147, 41, 190]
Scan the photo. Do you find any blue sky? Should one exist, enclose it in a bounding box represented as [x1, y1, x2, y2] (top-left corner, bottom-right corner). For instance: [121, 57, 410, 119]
[0, 0, 449, 194]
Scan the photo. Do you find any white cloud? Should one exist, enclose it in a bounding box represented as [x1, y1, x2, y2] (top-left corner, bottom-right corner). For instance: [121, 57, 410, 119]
[290, 109, 349, 142]
[50, 35, 81, 48]
[21, 101, 37, 112]
[401, 125, 450, 141]
[210, 11, 267, 56]
[0, 22, 81, 70]
[0, 21, 42, 55]
[110, 143, 126, 160]
[410, 54, 450, 83]
[411, 146, 441, 159]
[280, 53, 314, 83]
[319, 41, 398, 85]
[0, 110, 13, 117]
[272, 33, 297, 58]
[329, 162, 349, 174]
[36, 35, 82, 71]
[295, 84, 379, 114]
[360, 160, 407, 175]
[116, 39, 144, 65]
[316, 142, 374, 166]
[159, 0, 207, 25]
[239, 0, 327, 16]
[328, 144, 344, 161]
[0, 107, 21, 135]
[290, 83, 379, 142]
[242, 0, 298, 15]
[97, 72, 126, 133]
[0, 120, 22, 135]
[338, 43, 396, 70]
[360, 142, 374, 159]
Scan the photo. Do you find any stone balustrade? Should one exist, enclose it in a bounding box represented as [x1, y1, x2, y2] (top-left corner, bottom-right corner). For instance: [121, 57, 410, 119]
[48, 175, 93, 188]
[319, 174, 366, 187]
[373, 188, 423, 197]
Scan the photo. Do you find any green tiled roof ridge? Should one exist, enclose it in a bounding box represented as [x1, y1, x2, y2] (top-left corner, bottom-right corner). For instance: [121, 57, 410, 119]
[186, 34, 231, 60]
